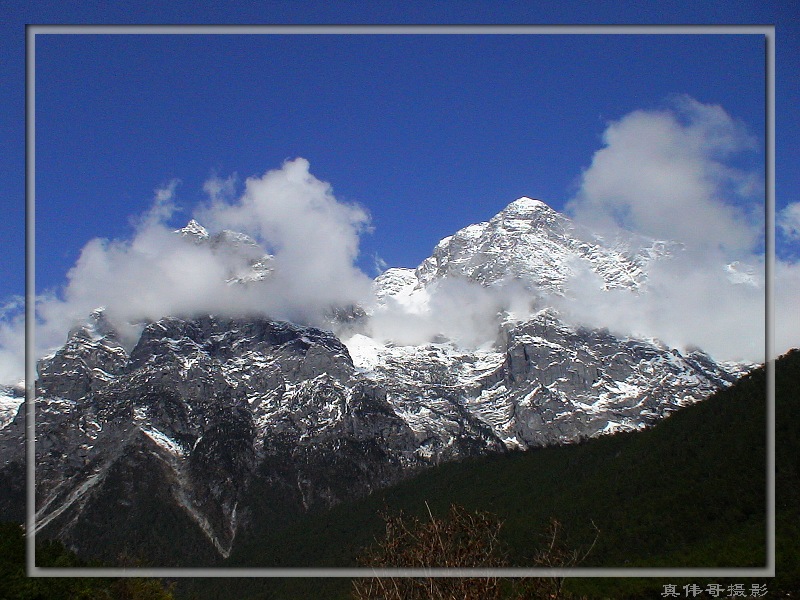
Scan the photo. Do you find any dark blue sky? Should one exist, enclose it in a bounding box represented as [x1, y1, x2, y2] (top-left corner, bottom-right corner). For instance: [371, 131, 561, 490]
[32, 32, 768, 288]
[0, 1, 797, 308]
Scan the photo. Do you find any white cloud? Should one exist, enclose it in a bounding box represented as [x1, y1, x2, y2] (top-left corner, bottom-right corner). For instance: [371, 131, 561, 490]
[553, 251, 767, 362]
[560, 96, 784, 362]
[202, 172, 238, 203]
[366, 279, 498, 348]
[567, 95, 761, 255]
[131, 178, 181, 229]
[197, 157, 374, 322]
[778, 202, 800, 241]
[0, 297, 25, 385]
[364, 275, 536, 350]
[0, 159, 376, 384]
[372, 254, 388, 275]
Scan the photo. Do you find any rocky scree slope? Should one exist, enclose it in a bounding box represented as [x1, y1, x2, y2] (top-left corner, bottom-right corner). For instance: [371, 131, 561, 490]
[0, 197, 748, 564]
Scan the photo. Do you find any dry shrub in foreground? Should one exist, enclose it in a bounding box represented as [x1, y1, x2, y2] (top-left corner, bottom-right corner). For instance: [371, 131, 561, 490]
[352, 503, 596, 600]
[352, 503, 505, 600]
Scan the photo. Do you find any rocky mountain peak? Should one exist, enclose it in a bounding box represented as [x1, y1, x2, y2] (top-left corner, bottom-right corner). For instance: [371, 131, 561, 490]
[176, 219, 210, 240]
[67, 306, 119, 344]
[173, 220, 274, 284]
[498, 196, 554, 218]
[408, 197, 655, 293]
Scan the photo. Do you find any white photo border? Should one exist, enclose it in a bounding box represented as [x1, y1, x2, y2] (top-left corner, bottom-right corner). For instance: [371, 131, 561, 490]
[25, 23, 776, 579]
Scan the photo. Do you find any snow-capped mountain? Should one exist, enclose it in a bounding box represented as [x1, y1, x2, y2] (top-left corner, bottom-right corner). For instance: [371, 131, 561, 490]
[409, 197, 674, 293]
[0, 197, 749, 564]
[176, 219, 275, 284]
[367, 197, 679, 341]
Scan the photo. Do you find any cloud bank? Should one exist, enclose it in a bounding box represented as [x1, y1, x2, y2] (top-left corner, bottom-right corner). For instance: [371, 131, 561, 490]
[0, 98, 795, 384]
[561, 96, 777, 362]
[567, 95, 761, 254]
[0, 298, 25, 385]
[778, 201, 800, 242]
[363, 276, 534, 350]
[14, 159, 374, 384]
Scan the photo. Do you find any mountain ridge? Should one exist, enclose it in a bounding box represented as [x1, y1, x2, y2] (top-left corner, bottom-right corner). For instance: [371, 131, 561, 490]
[0, 196, 750, 564]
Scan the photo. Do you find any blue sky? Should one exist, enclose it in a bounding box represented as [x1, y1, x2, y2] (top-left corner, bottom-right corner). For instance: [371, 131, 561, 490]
[32, 32, 768, 284]
[1, 2, 799, 381]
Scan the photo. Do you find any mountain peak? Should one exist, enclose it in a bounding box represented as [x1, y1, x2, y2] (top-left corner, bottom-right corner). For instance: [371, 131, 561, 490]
[176, 219, 209, 239]
[502, 197, 552, 216]
[409, 195, 658, 293]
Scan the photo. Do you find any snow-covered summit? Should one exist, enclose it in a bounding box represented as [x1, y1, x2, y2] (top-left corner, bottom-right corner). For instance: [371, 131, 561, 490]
[174, 219, 274, 284]
[376, 197, 666, 298]
[499, 196, 553, 217]
[176, 219, 209, 240]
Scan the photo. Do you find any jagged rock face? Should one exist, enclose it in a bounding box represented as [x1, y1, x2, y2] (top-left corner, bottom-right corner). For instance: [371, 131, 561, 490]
[37, 310, 128, 400]
[7, 316, 427, 561]
[346, 308, 744, 452]
[483, 310, 742, 445]
[0, 197, 749, 565]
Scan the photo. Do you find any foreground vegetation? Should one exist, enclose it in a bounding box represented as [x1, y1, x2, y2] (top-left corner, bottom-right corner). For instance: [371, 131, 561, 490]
[0, 521, 175, 599]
